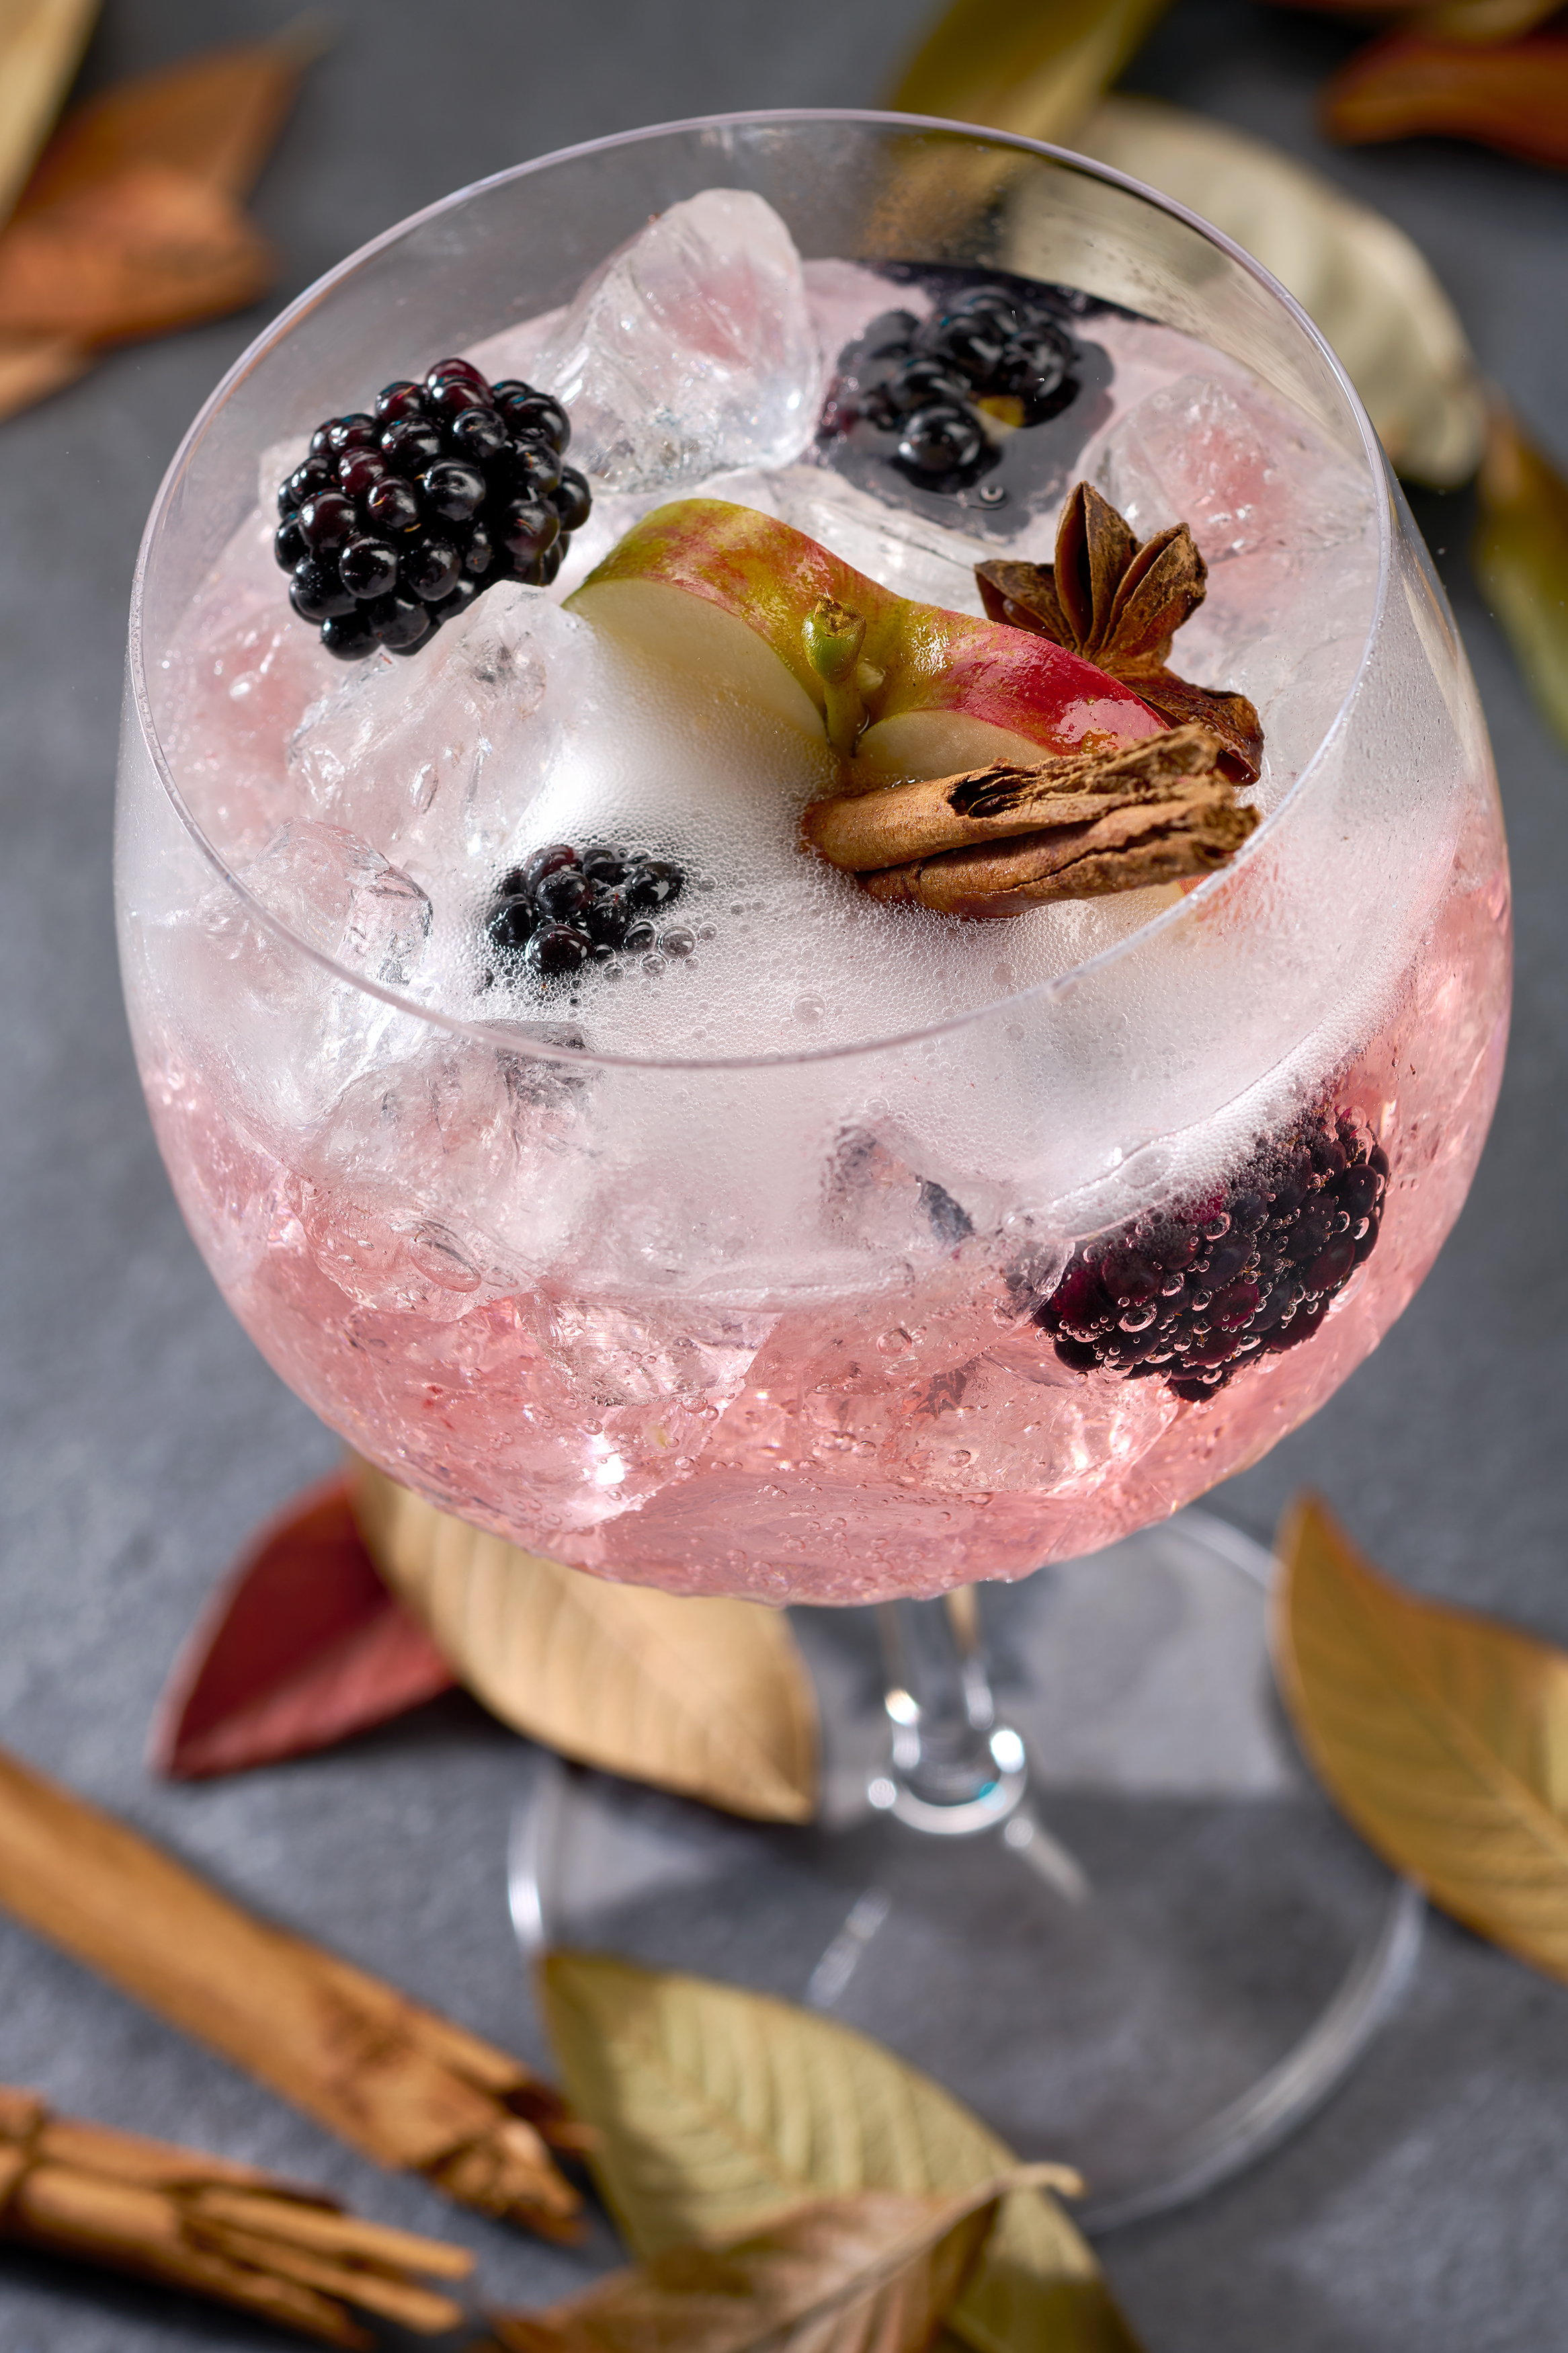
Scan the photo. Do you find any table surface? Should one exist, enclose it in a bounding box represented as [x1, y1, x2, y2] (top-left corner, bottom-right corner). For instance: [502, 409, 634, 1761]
[3, 3, 1565, 2346]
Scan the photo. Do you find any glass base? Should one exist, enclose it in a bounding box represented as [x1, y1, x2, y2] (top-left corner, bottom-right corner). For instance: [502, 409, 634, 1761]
[509, 1509, 1421, 2233]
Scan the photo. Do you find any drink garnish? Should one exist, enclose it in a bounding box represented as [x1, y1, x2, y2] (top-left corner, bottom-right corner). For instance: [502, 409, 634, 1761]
[274, 358, 591, 661]
[485, 842, 688, 985]
[1034, 1107, 1388, 1399]
[802, 721, 1255, 914]
[976, 480, 1265, 783]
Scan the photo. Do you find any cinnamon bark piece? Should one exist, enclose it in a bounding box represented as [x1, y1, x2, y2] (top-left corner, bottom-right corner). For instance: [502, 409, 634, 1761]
[0, 2083, 476, 2344]
[976, 481, 1265, 783]
[860, 785, 1257, 917]
[0, 1745, 584, 2239]
[803, 723, 1227, 871]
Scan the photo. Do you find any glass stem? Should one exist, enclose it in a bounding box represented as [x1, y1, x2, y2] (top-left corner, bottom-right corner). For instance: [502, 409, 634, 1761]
[876, 1588, 1023, 1817]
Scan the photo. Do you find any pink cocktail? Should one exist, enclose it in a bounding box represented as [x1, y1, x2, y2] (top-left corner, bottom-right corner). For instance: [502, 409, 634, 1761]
[116, 116, 1508, 1605]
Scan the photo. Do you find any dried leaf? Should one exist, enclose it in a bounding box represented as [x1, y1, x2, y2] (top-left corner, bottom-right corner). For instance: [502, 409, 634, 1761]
[491, 2172, 1069, 2353]
[539, 1953, 1144, 2353]
[0, 158, 274, 342]
[354, 1464, 817, 1825]
[148, 1468, 455, 1782]
[19, 19, 322, 210]
[1274, 1495, 1568, 1983]
[889, 0, 1173, 153]
[1055, 95, 1486, 486]
[0, 328, 87, 420]
[1323, 29, 1568, 169]
[1266, 0, 1561, 34]
[0, 0, 99, 224]
[1474, 403, 1568, 751]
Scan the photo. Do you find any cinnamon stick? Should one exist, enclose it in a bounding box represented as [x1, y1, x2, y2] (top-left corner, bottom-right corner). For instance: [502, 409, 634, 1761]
[802, 723, 1229, 869]
[0, 1744, 583, 2237]
[0, 2083, 475, 2344]
[802, 721, 1258, 914]
[860, 784, 1257, 916]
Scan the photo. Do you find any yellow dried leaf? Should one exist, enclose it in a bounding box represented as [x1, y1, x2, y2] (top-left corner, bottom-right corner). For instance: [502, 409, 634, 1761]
[20, 19, 321, 210]
[538, 1953, 1143, 2353]
[890, 0, 1173, 153]
[353, 1464, 817, 1824]
[0, 328, 86, 418]
[491, 2171, 1070, 2353]
[1274, 1496, 1568, 1981]
[0, 159, 273, 342]
[0, 0, 99, 225]
[1059, 95, 1485, 487]
[1474, 403, 1568, 751]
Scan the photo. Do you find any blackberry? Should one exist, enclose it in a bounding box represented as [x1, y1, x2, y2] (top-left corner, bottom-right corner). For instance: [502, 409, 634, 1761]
[817, 268, 1083, 509]
[274, 359, 592, 661]
[1032, 1109, 1389, 1403]
[897, 402, 986, 482]
[484, 843, 690, 988]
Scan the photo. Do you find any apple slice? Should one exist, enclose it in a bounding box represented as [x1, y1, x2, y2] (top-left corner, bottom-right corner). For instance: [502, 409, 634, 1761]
[567, 497, 1165, 782]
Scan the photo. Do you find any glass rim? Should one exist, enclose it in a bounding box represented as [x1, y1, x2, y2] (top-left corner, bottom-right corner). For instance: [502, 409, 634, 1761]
[128, 104, 1393, 1076]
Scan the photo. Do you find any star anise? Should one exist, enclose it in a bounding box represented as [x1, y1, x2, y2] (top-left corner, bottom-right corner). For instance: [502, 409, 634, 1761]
[976, 481, 1264, 783]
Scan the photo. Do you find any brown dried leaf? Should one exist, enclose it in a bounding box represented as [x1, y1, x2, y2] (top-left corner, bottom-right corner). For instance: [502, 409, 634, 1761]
[1274, 1496, 1568, 1983]
[19, 20, 321, 210]
[148, 1468, 455, 1782]
[0, 0, 99, 224]
[540, 1953, 1144, 2353]
[1323, 28, 1568, 169]
[354, 1464, 818, 1824]
[0, 158, 274, 342]
[491, 2173, 1064, 2353]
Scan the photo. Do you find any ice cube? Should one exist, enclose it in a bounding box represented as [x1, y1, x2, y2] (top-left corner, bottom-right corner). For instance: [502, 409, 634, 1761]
[239, 820, 431, 985]
[286, 585, 568, 858]
[1088, 372, 1371, 559]
[302, 1025, 592, 1308]
[530, 188, 825, 491]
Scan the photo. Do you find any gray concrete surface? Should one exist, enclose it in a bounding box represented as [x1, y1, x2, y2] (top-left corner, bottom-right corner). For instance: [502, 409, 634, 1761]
[1, 1, 1565, 2346]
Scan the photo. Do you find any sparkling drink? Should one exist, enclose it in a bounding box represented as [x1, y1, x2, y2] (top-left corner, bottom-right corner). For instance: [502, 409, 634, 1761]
[117, 119, 1509, 1602]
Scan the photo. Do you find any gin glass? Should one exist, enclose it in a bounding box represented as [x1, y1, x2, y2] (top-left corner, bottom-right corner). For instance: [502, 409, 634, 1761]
[116, 112, 1510, 2220]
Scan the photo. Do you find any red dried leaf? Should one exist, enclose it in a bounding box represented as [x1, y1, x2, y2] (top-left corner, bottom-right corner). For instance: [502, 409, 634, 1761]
[149, 1470, 456, 1781]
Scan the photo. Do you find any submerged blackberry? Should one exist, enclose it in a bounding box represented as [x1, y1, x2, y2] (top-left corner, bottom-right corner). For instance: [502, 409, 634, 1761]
[275, 360, 593, 660]
[485, 843, 691, 987]
[1034, 1110, 1389, 1402]
[818, 269, 1083, 502]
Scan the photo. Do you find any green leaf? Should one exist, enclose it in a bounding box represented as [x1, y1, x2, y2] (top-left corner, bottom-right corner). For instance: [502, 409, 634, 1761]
[1474, 403, 1568, 753]
[539, 1954, 1144, 2353]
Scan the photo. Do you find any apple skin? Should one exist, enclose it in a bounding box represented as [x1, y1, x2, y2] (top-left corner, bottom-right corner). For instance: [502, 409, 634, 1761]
[568, 497, 1164, 779]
